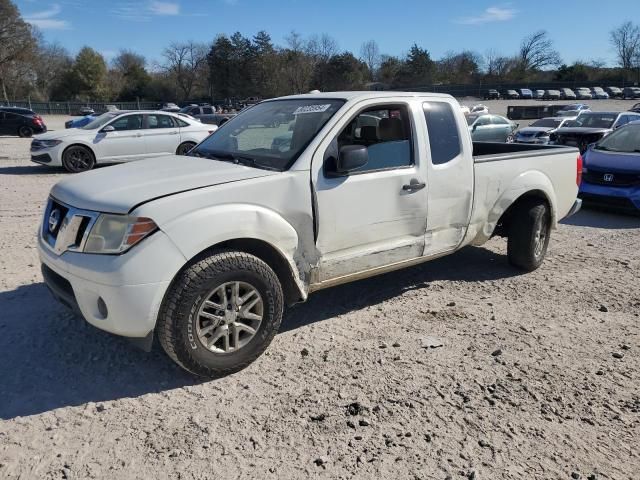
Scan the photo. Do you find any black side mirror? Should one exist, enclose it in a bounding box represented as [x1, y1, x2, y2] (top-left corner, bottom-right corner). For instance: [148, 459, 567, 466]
[472, 124, 478, 132]
[336, 145, 368, 173]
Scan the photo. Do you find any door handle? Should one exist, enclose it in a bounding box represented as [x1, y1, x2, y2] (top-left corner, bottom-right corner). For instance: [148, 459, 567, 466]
[402, 180, 426, 192]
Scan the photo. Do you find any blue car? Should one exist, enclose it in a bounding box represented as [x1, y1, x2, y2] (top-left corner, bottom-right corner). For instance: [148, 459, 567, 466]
[64, 115, 96, 129]
[579, 122, 640, 213]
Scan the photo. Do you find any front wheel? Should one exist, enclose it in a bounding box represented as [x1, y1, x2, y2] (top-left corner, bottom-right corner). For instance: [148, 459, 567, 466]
[62, 145, 95, 173]
[157, 251, 284, 377]
[507, 199, 551, 271]
[506, 134, 515, 143]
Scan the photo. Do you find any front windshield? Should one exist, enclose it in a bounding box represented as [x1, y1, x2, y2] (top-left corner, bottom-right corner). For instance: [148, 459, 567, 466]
[565, 113, 616, 129]
[595, 124, 640, 153]
[190, 99, 345, 171]
[531, 119, 561, 128]
[81, 112, 120, 130]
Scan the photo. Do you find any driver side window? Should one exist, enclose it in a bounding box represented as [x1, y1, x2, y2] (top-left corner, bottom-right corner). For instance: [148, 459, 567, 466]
[109, 114, 143, 131]
[332, 104, 413, 174]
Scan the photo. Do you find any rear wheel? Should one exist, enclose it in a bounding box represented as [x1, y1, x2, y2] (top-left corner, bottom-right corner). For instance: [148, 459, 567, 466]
[18, 126, 33, 138]
[157, 250, 284, 377]
[176, 141, 196, 155]
[62, 145, 95, 173]
[507, 199, 551, 271]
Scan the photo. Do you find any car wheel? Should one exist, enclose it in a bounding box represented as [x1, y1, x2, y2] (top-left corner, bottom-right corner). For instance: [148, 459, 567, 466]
[506, 134, 515, 143]
[157, 250, 284, 378]
[62, 145, 95, 173]
[176, 141, 196, 155]
[507, 198, 551, 271]
[18, 126, 33, 138]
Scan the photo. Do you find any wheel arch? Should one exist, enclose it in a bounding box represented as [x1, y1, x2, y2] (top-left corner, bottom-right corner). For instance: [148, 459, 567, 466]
[166, 237, 306, 308]
[493, 189, 552, 238]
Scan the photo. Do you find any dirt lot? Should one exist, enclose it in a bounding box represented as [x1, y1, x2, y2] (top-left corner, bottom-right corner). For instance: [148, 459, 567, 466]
[0, 107, 639, 480]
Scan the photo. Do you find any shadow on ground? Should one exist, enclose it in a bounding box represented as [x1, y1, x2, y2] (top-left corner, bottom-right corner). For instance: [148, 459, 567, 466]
[561, 207, 640, 229]
[0, 245, 516, 419]
[0, 165, 63, 175]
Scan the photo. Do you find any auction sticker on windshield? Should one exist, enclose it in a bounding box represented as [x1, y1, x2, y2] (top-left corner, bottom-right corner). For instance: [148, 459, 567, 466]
[293, 104, 332, 115]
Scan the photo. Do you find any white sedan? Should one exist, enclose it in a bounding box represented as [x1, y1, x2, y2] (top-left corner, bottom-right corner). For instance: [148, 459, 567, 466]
[30, 111, 218, 173]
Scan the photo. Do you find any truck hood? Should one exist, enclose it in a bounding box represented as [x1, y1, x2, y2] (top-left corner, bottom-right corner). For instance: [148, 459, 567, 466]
[584, 148, 640, 174]
[50, 155, 278, 214]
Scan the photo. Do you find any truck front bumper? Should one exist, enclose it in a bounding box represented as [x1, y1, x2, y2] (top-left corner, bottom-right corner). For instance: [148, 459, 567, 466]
[38, 230, 186, 338]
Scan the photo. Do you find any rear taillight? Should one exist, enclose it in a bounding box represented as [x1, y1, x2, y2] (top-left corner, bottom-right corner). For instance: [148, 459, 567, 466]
[33, 117, 43, 125]
[576, 154, 583, 186]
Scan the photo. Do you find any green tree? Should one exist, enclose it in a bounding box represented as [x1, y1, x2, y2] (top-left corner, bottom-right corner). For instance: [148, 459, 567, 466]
[112, 50, 151, 101]
[70, 47, 107, 100]
[395, 44, 435, 87]
[311, 53, 368, 91]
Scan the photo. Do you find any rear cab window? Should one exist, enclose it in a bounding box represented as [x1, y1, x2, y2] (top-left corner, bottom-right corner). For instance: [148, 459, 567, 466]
[423, 102, 461, 165]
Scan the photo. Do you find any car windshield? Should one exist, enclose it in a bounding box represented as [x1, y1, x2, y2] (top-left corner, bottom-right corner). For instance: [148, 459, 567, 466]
[466, 115, 479, 126]
[81, 112, 121, 130]
[531, 119, 561, 128]
[595, 124, 640, 153]
[190, 98, 345, 171]
[566, 113, 617, 129]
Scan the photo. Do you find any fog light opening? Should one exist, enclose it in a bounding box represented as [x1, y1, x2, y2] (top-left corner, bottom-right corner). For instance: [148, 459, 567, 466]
[97, 297, 108, 319]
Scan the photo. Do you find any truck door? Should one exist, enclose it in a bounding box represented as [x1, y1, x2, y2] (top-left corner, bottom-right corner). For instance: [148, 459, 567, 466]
[421, 101, 474, 256]
[312, 101, 429, 282]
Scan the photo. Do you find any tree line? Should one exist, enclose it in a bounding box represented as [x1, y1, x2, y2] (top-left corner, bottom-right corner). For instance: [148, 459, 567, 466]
[1, 0, 640, 104]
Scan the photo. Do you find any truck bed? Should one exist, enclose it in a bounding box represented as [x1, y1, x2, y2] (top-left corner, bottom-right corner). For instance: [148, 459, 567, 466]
[473, 142, 577, 163]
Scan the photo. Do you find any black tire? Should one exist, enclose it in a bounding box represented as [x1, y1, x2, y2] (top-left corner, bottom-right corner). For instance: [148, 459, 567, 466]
[62, 145, 95, 173]
[157, 250, 284, 377]
[18, 126, 33, 138]
[506, 134, 515, 143]
[507, 199, 551, 271]
[176, 141, 196, 155]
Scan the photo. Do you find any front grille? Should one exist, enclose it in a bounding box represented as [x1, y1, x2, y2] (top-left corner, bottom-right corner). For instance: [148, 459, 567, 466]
[583, 170, 640, 187]
[41, 198, 99, 255]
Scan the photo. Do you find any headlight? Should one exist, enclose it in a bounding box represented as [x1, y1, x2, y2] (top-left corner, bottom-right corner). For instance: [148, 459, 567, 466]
[38, 140, 63, 147]
[84, 215, 157, 254]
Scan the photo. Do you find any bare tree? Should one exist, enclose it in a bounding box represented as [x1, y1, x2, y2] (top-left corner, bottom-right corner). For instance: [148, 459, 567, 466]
[518, 31, 561, 71]
[359, 40, 380, 80]
[0, 0, 37, 101]
[307, 33, 338, 62]
[610, 21, 640, 70]
[161, 41, 208, 100]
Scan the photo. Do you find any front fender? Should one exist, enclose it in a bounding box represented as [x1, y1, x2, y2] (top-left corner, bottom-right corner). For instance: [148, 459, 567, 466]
[159, 203, 307, 296]
[473, 170, 557, 245]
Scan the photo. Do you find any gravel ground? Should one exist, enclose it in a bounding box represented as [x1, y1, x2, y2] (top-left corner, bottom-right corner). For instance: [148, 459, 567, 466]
[1, 108, 639, 480]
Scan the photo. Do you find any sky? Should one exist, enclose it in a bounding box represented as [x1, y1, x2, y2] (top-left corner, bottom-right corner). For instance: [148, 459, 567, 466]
[14, 0, 636, 67]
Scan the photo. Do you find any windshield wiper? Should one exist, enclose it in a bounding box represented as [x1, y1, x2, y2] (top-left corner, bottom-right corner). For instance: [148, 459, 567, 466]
[194, 150, 279, 171]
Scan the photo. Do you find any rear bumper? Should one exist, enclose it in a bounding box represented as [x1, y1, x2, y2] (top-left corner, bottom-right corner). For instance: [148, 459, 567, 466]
[579, 182, 640, 212]
[565, 198, 582, 218]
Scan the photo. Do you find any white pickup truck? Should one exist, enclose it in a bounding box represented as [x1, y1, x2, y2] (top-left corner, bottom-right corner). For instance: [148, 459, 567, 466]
[38, 92, 582, 377]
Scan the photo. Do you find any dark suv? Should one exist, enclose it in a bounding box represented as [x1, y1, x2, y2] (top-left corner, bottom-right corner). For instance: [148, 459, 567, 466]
[0, 107, 47, 137]
[484, 89, 501, 100]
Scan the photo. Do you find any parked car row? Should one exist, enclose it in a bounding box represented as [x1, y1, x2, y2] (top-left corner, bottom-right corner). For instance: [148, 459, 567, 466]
[485, 86, 640, 100]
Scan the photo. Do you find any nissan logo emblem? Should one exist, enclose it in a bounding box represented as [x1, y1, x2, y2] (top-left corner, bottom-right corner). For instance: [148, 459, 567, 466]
[603, 174, 614, 182]
[48, 209, 61, 233]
